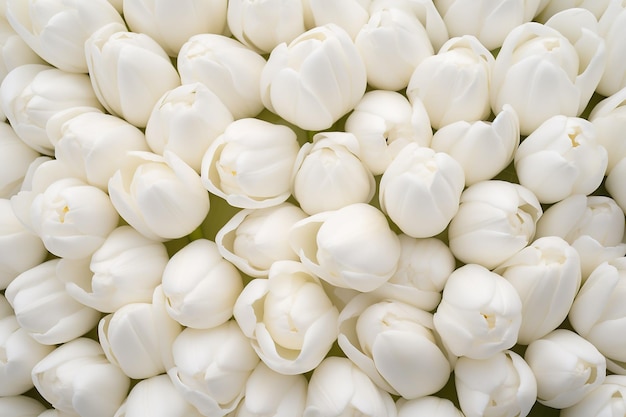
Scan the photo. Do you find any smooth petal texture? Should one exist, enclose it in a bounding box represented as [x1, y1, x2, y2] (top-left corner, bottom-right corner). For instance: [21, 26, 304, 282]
[560, 375, 626, 417]
[397, 396, 464, 417]
[0, 121, 40, 198]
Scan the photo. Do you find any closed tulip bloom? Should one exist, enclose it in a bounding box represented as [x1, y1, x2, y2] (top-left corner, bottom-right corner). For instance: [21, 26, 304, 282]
[380, 144, 465, 238]
[525, 329, 606, 408]
[108, 151, 210, 241]
[596, 1, 626, 96]
[85, 23, 181, 128]
[0, 18, 46, 81]
[260, 23, 367, 131]
[433, 264, 523, 359]
[178, 34, 266, 119]
[32, 338, 130, 417]
[536, 0, 611, 22]
[560, 375, 626, 417]
[397, 396, 464, 417]
[344, 90, 432, 176]
[289, 203, 401, 292]
[305, 0, 370, 39]
[448, 180, 543, 270]
[123, 0, 227, 57]
[606, 158, 626, 215]
[589, 85, 626, 174]
[161, 239, 243, 329]
[0, 120, 39, 198]
[0, 395, 47, 417]
[455, 350, 537, 417]
[216, 203, 307, 278]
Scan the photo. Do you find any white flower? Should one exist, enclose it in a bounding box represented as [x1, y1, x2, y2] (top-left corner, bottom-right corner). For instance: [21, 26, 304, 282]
[85, 23, 181, 128]
[449, 180, 543, 270]
[343, 90, 432, 175]
[433, 264, 523, 359]
[292, 132, 376, 215]
[234, 260, 338, 375]
[379, 144, 465, 238]
[0, 395, 47, 416]
[304, 0, 370, 39]
[289, 203, 401, 292]
[304, 356, 398, 417]
[560, 375, 626, 417]
[494, 236, 581, 345]
[0, 121, 39, 198]
[491, 8, 606, 135]
[431, 104, 520, 186]
[260, 23, 367, 131]
[108, 151, 210, 241]
[455, 350, 537, 417]
[145, 83, 233, 173]
[201, 118, 299, 209]
[589, 85, 626, 174]
[606, 158, 626, 215]
[177, 34, 266, 119]
[396, 396, 464, 417]
[407, 35, 494, 130]
[215, 202, 307, 278]
[524, 329, 606, 408]
[595, 0, 626, 96]
[123, 0, 227, 57]
[32, 338, 130, 417]
[536, 0, 611, 22]
[0, 17, 46, 81]
[161, 239, 243, 329]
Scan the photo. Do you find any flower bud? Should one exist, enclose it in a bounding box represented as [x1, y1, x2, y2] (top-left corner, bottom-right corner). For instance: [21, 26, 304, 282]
[0, 17, 46, 81]
[32, 338, 130, 417]
[536, 0, 611, 22]
[162, 239, 243, 329]
[433, 264, 523, 359]
[201, 118, 299, 209]
[0, 395, 47, 417]
[305, 0, 370, 39]
[595, 0, 626, 96]
[0, 120, 39, 198]
[589, 85, 626, 174]
[260, 23, 366, 131]
[108, 151, 210, 241]
[606, 157, 626, 215]
[525, 329, 606, 408]
[234, 260, 338, 375]
[289, 203, 401, 292]
[85, 23, 181, 128]
[560, 375, 626, 417]
[396, 396, 463, 417]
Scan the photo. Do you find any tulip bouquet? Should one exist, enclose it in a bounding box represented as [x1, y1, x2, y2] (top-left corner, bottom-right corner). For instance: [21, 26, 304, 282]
[1, 0, 626, 416]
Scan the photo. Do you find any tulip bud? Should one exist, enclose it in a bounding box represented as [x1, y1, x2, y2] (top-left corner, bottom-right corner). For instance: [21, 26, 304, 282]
[396, 396, 464, 417]
[289, 203, 401, 292]
[85, 23, 181, 128]
[0, 17, 46, 81]
[177, 34, 266, 120]
[536, 0, 611, 22]
[589, 85, 626, 174]
[595, 0, 626, 96]
[234, 260, 339, 375]
[455, 350, 537, 417]
[145, 83, 233, 173]
[215, 203, 307, 278]
[108, 151, 210, 241]
[260, 23, 366, 131]
[32, 338, 130, 417]
[560, 375, 626, 417]
[525, 329, 606, 408]
[448, 180, 543, 270]
[407, 35, 494, 130]
[123, 0, 227, 57]
[433, 264, 523, 359]
[304, 356, 398, 417]
[380, 143, 465, 238]
[201, 118, 299, 209]
[304, 0, 370, 38]
[606, 158, 626, 215]
[0, 395, 47, 417]
[344, 90, 432, 175]
[161, 239, 243, 329]
[0, 120, 39, 198]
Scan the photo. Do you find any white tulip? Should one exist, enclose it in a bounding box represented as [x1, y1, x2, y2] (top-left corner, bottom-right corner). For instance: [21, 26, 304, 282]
[0, 120, 39, 198]
[569, 258, 626, 374]
[596, 0, 626, 96]
[525, 329, 606, 408]
[355, 7, 433, 90]
[433, 264, 523, 359]
[289, 203, 401, 292]
[145, 83, 233, 173]
[123, 0, 227, 57]
[396, 396, 464, 417]
[560, 375, 626, 417]
[234, 260, 338, 375]
[260, 23, 366, 131]
[108, 151, 210, 241]
[0, 395, 47, 417]
[607, 157, 626, 215]
[536, 0, 611, 21]
[304, 356, 398, 417]
[431, 104, 520, 186]
[407, 35, 494, 130]
[0, 64, 103, 155]
[161, 239, 243, 329]
[227, 0, 306, 54]
[380, 144, 465, 238]
[5, 0, 124, 73]
[305, 0, 370, 38]
[37, 410, 80, 417]
[32, 338, 130, 417]
[448, 180, 543, 270]
[292, 132, 375, 215]
[234, 362, 308, 417]
[201, 118, 299, 209]
[0, 17, 46, 81]
[85, 23, 181, 128]
[494, 236, 581, 345]
[491, 8, 606, 135]
[589, 85, 626, 173]
[455, 350, 537, 417]
[177, 34, 266, 120]
[168, 320, 260, 417]
[215, 203, 307, 278]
